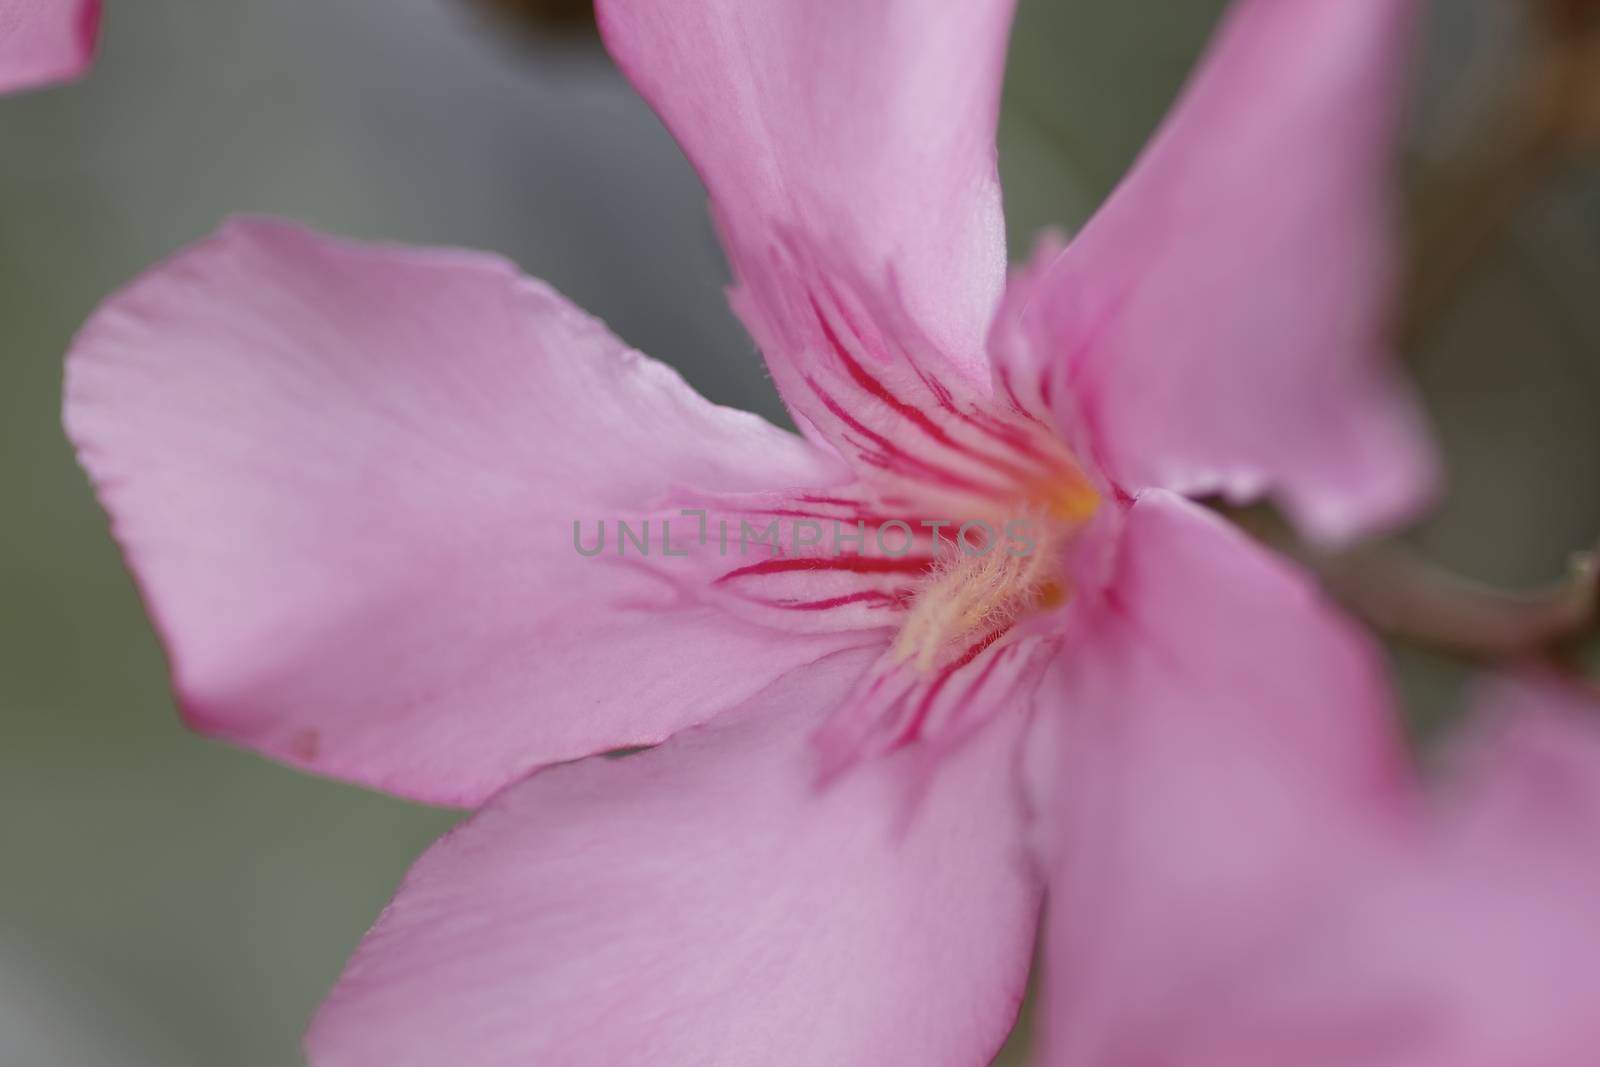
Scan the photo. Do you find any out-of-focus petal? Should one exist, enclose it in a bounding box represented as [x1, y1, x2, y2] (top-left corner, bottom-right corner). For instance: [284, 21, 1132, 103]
[1376, 678, 1600, 1065]
[0, 0, 98, 94]
[1166, 681, 1600, 1067]
[1213, 679, 1600, 1067]
[998, 0, 1437, 544]
[306, 648, 1039, 1067]
[596, 0, 1015, 397]
[1029, 489, 1415, 1067]
[65, 217, 867, 807]
[1037, 606, 1600, 1065]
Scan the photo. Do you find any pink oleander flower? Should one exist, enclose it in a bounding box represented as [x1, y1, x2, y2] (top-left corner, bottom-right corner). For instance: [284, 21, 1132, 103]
[0, 0, 98, 94]
[1034, 671, 1600, 1067]
[65, 0, 1435, 1063]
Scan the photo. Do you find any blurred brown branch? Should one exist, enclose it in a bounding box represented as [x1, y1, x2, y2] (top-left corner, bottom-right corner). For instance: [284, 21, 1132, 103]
[1397, 1, 1600, 349]
[1225, 504, 1600, 664]
[467, 0, 597, 37]
[1304, 538, 1598, 661]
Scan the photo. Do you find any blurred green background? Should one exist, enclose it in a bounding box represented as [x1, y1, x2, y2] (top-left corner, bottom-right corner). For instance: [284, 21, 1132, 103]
[1, 1, 1596, 1063]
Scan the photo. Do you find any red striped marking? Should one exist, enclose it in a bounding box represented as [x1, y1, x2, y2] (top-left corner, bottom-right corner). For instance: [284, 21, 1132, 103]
[812, 300, 1054, 486]
[894, 625, 1013, 746]
[762, 588, 914, 612]
[716, 555, 933, 583]
[807, 379, 1013, 499]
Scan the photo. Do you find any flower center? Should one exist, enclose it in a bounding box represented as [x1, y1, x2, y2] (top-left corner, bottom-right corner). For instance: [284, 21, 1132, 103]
[720, 281, 1108, 674]
[890, 465, 1100, 673]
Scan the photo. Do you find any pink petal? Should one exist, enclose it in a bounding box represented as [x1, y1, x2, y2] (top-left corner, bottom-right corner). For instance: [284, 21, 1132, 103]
[306, 648, 1039, 1067]
[1029, 489, 1416, 1066]
[1155, 681, 1600, 1067]
[65, 217, 869, 807]
[997, 0, 1437, 544]
[596, 0, 1014, 395]
[1034, 555, 1600, 1067]
[1246, 679, 1600, 1067]
[0, 0, 97, 94]
[1441, 676, 1600, 857]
